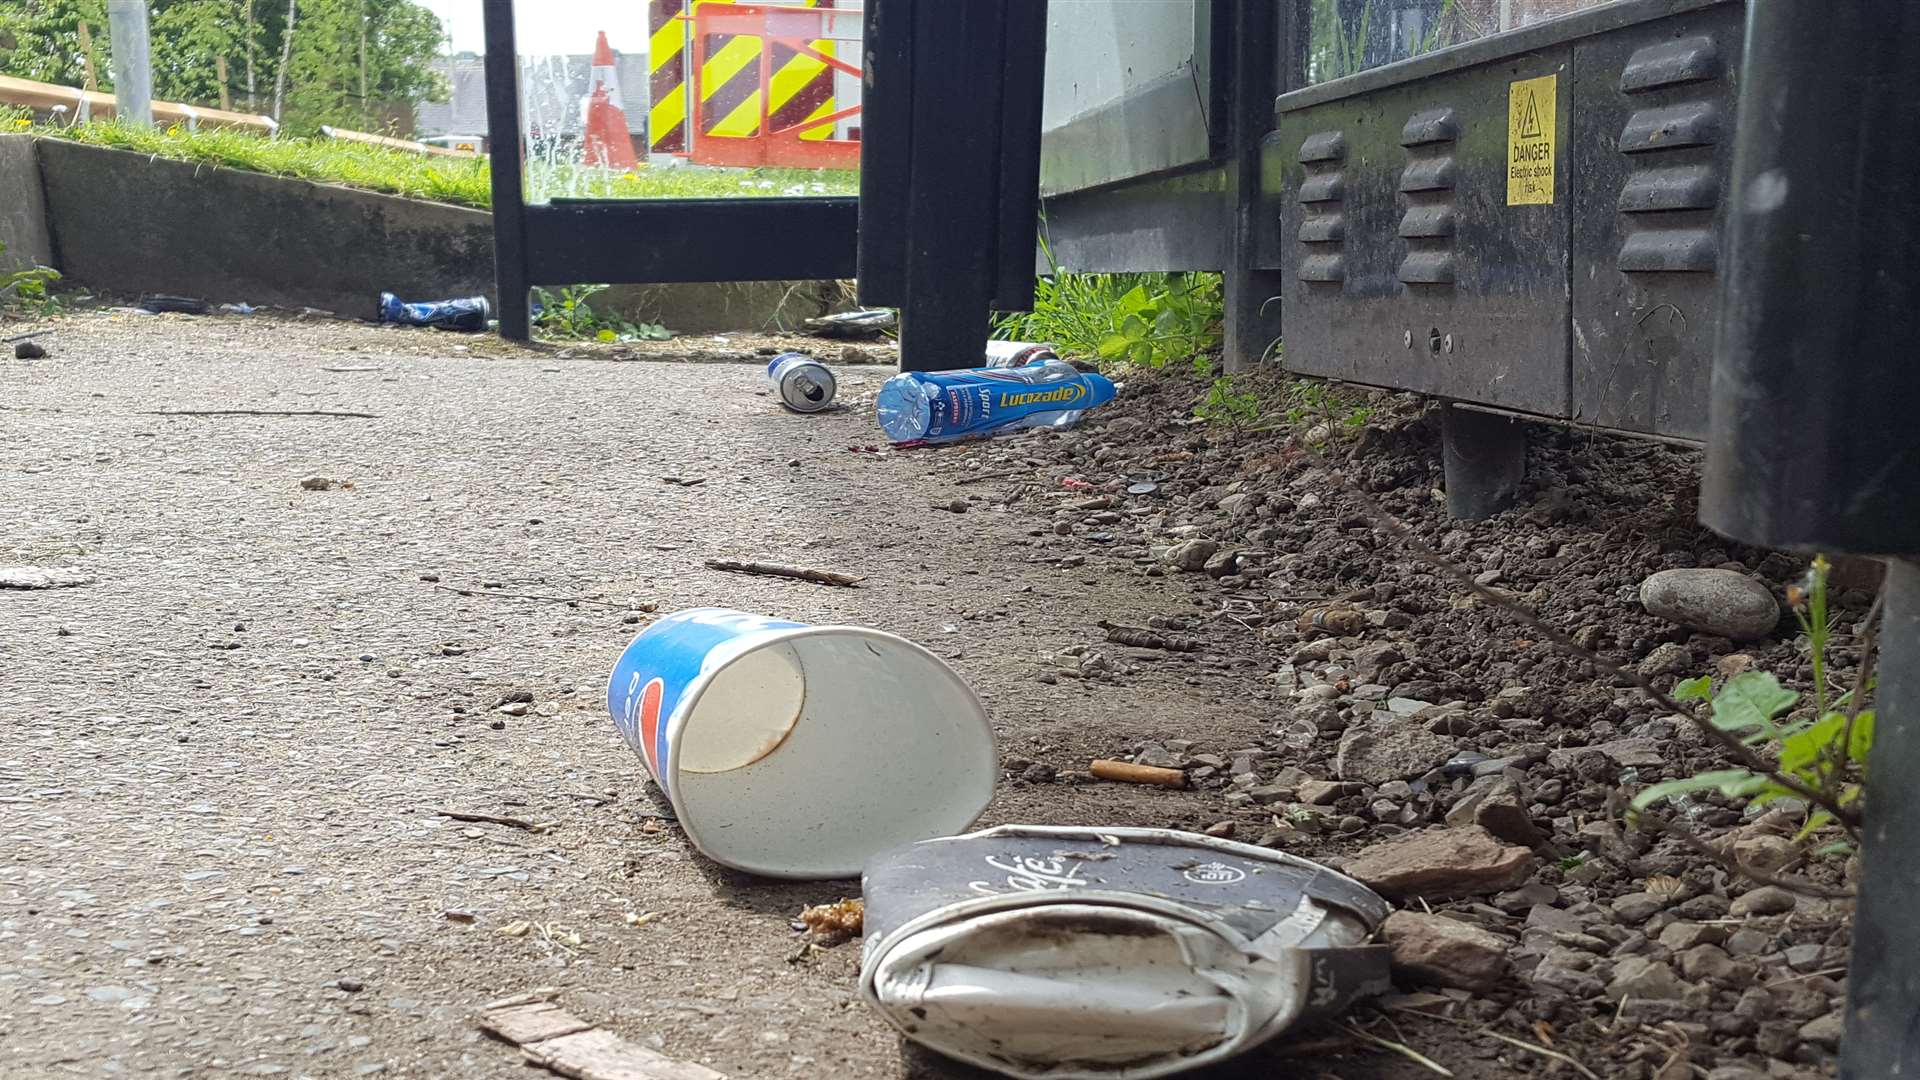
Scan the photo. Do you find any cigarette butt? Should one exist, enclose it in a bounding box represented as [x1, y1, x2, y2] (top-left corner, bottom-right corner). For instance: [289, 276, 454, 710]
[1090, 759, 1187, 788]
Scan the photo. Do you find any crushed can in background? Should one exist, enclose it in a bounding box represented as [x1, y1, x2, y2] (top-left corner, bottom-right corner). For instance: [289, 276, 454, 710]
[803, 308, 898, 338]
[984, 340, 1059, 367]
[859, 825, 1391, 1079]
[874, 360, 1117, 445]
[378, 292, 491, 332]
[767, 353, 838, 413]
[605, 609, 997, 879]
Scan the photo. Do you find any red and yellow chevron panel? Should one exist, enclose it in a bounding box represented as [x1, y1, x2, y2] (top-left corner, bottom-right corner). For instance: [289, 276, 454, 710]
[647, 0, 839, 156]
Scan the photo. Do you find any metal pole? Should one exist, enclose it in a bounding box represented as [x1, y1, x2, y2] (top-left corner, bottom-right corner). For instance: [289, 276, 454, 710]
[1848, 560, 1920, 1077]
[894, 0, 1009, 371]
[105, 0, 153, 127]
[480, 0, 531, 340]
[1221, 0, 1284, 372]
[1704, 3, 1920, 1072]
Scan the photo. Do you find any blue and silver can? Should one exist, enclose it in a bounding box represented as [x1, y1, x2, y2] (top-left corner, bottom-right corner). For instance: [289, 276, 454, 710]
[767, 353, 838, 412]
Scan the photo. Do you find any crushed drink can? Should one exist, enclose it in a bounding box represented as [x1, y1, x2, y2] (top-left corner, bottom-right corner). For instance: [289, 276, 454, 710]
[377, 291, 490, 332]
[984, 340, 1059, 367]
[767, 353, 837, 412]
[605, 609, 996, 878]
[859, 825, 1391, 1079]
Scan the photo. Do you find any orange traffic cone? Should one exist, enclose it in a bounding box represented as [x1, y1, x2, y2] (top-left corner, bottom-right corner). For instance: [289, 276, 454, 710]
[582, 31, 638, 171]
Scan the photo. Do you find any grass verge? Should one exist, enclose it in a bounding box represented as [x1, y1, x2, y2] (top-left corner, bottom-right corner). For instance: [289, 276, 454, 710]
[7, 116, 857, 209]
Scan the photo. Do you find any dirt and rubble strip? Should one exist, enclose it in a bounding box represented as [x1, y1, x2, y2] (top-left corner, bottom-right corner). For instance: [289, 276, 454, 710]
[1, 311, 1854, 1080]
[926, 365, 1859, 1080]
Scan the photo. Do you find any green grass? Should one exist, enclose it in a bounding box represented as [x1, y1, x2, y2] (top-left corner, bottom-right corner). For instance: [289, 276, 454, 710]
[993, 233, 1225, 368]
[17, 119, 857, 209]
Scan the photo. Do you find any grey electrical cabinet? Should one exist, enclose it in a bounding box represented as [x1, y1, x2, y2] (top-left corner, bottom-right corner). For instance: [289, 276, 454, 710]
[1270, 0, 1742, 440]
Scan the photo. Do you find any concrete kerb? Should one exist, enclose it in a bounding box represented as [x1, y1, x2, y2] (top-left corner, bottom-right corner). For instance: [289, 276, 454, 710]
[24, 137, 845, 333]
[0, 133, 54, 273]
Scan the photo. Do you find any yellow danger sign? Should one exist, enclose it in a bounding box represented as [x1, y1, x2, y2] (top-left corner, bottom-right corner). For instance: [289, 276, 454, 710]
[1507, 74, 1557, 205]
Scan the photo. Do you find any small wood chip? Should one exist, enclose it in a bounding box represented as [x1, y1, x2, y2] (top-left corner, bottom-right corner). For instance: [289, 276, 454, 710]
[480, 1000, 593, 1044]
[1297, 606, 1367, 637]
[478, 994, 728, 1080]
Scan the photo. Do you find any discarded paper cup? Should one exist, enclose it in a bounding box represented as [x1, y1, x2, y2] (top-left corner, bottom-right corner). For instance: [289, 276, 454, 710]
[606, 609, 996, 878]
[860, 825, 1391, 1079]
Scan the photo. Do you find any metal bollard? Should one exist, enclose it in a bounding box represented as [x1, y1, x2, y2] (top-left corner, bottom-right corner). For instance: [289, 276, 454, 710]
[1706, 4, 1920, 1076]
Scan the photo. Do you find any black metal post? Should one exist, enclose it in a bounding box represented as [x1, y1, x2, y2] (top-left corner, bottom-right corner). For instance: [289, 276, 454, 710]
[859, 0, 1045, 371]
[480, 0, 530, 341]
[1440, 404, 1526, 520]
[1704, 4, 1920, 1074]
[991, 0, 1048, 314]
[855, 0, 912, 310]
[1849, 560, 1920, 1077]
[1221, 0, 1285, 372]
[896, 0, 1008, 372]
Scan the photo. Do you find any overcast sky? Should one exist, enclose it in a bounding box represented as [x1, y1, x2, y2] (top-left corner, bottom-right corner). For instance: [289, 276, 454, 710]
[421, 0, 653, 58]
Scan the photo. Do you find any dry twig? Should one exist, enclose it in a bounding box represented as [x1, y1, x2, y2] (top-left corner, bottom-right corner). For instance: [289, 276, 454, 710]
[1626, 802, 1854, 899]
[145, 409, 378, 418]
[1098, 620, 1199, 652]
[1477, 1028, 1601, 1080]
[703, 559, 862, 588]
[428, 582, 629, 609]
[1341, 1022, 1454, 1077]
[953, 470, 1022, 486]
[433, 809, 553, 833]
[1833, 588, 1884, 805]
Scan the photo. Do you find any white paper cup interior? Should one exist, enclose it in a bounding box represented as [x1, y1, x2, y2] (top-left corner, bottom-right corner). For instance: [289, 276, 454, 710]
[868, 904, 1264, 1074]
[672, 628, 994, 877]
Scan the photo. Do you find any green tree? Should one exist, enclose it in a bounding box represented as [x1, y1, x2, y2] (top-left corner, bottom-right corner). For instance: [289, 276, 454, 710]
[1, 0, 444, 133]
[0, 0, 111, 90]
[150, 0, 248, 107]
[284, 0, 445, 131]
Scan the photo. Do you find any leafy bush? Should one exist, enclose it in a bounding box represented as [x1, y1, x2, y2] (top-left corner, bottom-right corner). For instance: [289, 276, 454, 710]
[1088, 273, 1223, 368]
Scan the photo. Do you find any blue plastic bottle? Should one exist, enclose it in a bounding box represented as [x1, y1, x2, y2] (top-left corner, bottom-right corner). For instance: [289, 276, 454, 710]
[874, 360, 1117, 444]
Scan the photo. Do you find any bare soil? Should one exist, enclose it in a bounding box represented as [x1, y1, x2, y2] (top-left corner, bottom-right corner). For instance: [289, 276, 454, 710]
[0, 310, 1849, 1080]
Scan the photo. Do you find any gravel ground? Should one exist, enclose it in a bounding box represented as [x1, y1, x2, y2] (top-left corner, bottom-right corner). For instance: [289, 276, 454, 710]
[1, 310, 1855, 1080]
[0, 312, 1392, 1080]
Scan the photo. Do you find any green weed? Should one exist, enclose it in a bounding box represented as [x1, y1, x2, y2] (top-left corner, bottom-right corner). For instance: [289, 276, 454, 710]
[1284, 379, 1373, 441]
[994, 236, 1222, 370]
[531, 284, 670, 343]
[1194, 372, 1262, 428]
[0, 240, 62, 316]
[1630, 557, 1871, 852]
